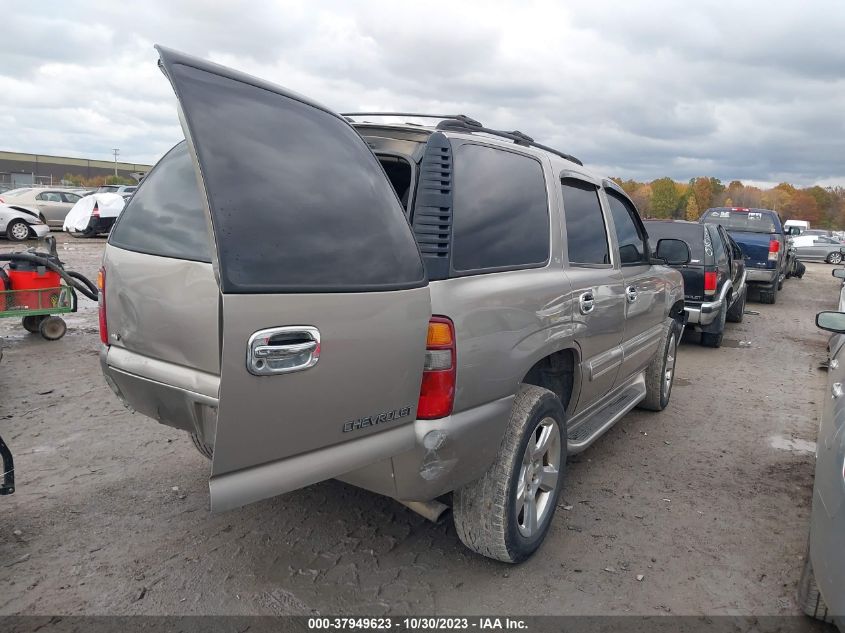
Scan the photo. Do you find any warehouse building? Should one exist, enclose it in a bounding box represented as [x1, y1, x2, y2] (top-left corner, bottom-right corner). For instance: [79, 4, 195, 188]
[0, 151, 151, 186]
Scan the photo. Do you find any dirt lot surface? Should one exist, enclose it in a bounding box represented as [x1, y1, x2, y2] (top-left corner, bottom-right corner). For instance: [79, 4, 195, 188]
[0, 237, 839, 620]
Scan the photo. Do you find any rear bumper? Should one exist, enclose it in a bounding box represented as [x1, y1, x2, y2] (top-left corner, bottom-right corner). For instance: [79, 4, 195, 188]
[100, 345, 219, 439]
[101, 343, 512, 505]
[684, 300, 722, 326]
[746, 268, 778, 284]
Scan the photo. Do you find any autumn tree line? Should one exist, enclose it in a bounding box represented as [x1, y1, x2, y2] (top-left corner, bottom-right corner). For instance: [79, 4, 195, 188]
[611, 177, 845, 230]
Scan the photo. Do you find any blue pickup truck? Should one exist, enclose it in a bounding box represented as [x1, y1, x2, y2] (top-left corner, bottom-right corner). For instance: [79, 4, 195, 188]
[700, 207, 793, 304]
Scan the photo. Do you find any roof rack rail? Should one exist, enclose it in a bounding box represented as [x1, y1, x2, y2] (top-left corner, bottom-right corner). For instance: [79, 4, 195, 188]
[435, 118, 583, 166]
[341, 112, 482, 126]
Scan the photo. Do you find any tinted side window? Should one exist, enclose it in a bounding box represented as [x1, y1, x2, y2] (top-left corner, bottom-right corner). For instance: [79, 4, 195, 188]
[169, 63, 425, 293]
[452, 144, 549, 272]
[109, 142, 212, 263]
[562, 180, 610, 265]
[709, 225, 728, 265]
[606, 191, 647, 265]
[62, 193, 81, 203]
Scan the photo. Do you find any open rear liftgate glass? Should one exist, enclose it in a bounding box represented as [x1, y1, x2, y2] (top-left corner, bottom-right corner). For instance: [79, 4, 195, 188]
[156, 47, 431, 511]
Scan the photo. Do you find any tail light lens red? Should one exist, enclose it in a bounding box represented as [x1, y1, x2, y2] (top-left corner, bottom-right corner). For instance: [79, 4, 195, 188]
[97, 267, 108, 345]
[768, 239, 780, 261]
[417, 316, 456, 419]
[92, 202, 100, 218]
[704, 271, 717, 294]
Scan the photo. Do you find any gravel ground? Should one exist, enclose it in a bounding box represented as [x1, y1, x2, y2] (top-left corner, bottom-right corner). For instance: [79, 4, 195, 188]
[0, 237, 838, 621]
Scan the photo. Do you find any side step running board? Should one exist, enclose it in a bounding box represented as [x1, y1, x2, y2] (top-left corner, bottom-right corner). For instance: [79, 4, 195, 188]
[567, 377, 646, 454]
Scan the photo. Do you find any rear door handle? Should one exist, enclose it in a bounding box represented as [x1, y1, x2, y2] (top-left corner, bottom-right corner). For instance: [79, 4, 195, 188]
[626, 286, 638, 302]
[579, 291, 595, 314]
[247, 326, 320, 376]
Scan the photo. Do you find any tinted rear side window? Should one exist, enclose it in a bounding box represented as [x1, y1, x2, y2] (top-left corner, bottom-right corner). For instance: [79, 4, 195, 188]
[562, 180, 610, 265]
[168, 63, 425, 293]
[606, 191, 647, 265]
[644, 221, 705, 264]
[451, 144, 549, 272]
[109, 142, 212, 263]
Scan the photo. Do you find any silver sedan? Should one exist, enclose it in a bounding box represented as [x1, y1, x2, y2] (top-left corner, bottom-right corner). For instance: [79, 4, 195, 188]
[0, 204, 51, 241]
[793, 236, 845, 264]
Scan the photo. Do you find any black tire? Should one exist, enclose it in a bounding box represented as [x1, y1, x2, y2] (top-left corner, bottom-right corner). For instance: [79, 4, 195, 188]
[777, 275, 784, 291]
[39, 316, 66, 341]
[759, 279, 778, 304]
[452, 385, 566, 563]
[794, 261, 806, 279]
[22, 314, 47, 333]
[701, 305, 727, 348]
[798, 546, 833, 623]
[726, 287, 746, 323]
[6, 219, 31, 242]
[638, 318, 681, 411]
[190, 433, 214, 460]
[827, 252, 843, 265]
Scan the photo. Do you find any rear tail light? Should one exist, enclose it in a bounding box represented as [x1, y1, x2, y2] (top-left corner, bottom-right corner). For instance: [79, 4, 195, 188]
[97, 267, 108, 345]
[92, 202, 100, 218]
[0, 197, 4, 203]
[704, 271, 717, 295]
[417, 316, 456, 419]
[768, 239, 780, 261]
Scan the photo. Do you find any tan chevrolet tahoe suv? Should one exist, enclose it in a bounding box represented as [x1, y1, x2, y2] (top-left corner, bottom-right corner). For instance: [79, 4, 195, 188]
[99, 47, 688, 562]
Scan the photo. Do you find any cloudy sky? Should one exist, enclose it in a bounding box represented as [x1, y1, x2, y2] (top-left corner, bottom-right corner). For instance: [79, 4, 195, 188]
[2, 0, 843, 186]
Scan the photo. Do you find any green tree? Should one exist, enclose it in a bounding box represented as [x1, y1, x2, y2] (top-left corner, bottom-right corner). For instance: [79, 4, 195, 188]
[650, 178, 680, 218]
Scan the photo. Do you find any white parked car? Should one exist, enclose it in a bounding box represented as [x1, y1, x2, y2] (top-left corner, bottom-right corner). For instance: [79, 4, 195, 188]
[0, 204, 51, 241]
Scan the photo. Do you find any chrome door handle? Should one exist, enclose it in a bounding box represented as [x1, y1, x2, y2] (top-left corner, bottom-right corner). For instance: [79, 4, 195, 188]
[579, 291, 595, 314]
[833, 382, 843, 399]
[247, 326, 320, 376]
[626, 286, 638, 303]
[253, 341, 317, 358]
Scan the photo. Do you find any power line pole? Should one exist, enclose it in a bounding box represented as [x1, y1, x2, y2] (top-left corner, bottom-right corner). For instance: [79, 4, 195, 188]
[112, 148, 120, 178]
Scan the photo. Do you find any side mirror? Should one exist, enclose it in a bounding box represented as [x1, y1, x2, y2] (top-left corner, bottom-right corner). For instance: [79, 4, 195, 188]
[832, 269, 845, 279]
[654, 238, 691, 266]
[786, 226, 801, 236]
[817, 311, 845, 333]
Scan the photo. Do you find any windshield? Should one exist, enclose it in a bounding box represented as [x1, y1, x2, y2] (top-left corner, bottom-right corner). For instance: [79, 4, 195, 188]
[702, 209, 776, 234]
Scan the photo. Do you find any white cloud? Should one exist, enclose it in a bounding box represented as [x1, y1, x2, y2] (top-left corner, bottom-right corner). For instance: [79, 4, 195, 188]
[0, 0, 843, 185]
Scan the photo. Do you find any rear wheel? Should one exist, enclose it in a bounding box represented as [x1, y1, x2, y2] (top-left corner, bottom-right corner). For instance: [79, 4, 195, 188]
[39, 316, 66, 340]
[452, 385, 566, 563]
[827, 252, 843, 265]
[759, 279, 778, 304]
[22, 314, 47, 333]
[190, 433, 214, 460]
[798, 547, 833, 623]
[701, 305, 727, 348]
[639, 318, 681, 411]
[6, 219, 30, 242]
[726, 287, 746, 323]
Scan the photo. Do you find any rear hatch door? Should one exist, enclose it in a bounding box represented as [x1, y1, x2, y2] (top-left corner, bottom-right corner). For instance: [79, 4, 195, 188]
[157, 47, 431, 511]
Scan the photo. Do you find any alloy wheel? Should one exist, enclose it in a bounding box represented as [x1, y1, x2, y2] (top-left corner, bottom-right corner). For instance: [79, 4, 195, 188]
[664, 331, 678, 398]
[515, 417, 561, 538]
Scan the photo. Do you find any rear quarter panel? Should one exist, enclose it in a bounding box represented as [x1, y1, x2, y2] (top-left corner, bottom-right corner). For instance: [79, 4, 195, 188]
[103, 244, 220, 376]
[430, 267, 576, 413]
